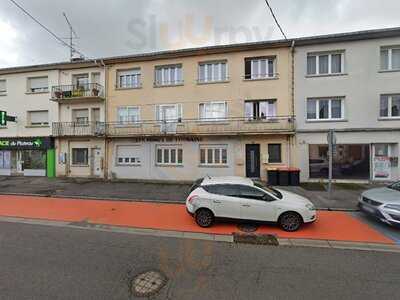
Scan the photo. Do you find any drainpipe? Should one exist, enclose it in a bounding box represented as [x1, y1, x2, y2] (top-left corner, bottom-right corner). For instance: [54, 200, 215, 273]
[287, 40, 296, 168]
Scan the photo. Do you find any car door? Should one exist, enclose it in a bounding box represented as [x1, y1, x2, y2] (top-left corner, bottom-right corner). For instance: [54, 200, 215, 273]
[204, 184, 242, 219]
[237, 185, 277, 221]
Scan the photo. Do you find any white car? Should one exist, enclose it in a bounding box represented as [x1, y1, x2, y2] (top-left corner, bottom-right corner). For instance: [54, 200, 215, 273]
[186, 176, 317, 231]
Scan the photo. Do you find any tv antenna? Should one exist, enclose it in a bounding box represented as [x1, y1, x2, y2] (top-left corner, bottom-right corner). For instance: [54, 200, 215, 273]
[62, 12, 82, 61]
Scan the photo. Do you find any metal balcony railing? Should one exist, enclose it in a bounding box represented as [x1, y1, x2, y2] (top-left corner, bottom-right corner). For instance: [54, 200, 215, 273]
[51, 83, 104, 100]
[52, 122, 106, 137]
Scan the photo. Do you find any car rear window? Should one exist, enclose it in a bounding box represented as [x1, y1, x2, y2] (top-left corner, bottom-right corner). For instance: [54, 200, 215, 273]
[203, 184, 239, 197]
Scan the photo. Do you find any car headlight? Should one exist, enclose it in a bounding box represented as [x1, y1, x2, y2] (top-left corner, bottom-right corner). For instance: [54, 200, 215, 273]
[306, 204, 316, 211]
[384, 204, 400, 212]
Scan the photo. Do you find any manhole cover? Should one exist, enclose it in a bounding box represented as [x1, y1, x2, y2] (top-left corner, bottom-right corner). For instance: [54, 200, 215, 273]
[131, 270, 167, 297]
[237, 223, 259, 233]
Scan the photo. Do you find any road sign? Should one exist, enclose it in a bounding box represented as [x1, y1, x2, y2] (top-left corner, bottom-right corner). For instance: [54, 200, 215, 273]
[0, 111, 6, 126]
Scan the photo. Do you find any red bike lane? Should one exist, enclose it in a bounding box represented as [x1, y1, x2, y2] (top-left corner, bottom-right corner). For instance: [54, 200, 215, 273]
[0, 195, 394, 244]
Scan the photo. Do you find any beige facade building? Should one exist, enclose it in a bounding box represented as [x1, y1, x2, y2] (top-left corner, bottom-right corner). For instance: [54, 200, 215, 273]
[103, 41, 295, 181]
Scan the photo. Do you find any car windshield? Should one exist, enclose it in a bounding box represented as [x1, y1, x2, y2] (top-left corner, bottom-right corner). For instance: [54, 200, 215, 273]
[388, 182, 400, 192]
[253, 181, 283, 199]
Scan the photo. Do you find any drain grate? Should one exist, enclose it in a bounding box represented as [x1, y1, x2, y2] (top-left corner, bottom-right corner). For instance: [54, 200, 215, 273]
[237, 223, 259, 233]
[131, 270, 168, 297]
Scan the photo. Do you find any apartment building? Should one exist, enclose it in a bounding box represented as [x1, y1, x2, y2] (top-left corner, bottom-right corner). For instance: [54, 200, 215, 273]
[0, 65, 58, 176]
[294, 27, 400, 182]
[51, 62, 106, 178]
[104, 41, 295, 181]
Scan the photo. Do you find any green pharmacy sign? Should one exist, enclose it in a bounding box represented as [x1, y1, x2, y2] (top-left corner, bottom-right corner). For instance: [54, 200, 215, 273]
[0, 111, 6, 126]
[0, 137, 53, 150]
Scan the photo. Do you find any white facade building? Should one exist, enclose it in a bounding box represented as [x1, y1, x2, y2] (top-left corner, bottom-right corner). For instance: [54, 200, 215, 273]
[294, 28, 400, 182]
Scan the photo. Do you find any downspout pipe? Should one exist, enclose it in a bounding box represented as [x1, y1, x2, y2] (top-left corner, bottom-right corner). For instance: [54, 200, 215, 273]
[289, 39, 296, 167]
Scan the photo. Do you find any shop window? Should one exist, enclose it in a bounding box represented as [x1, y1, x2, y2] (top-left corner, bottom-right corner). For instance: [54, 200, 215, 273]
[200, 145, 228, 166]
[72, 148, 88, 166]
[156, 145, 183, 165]
[116, 145, 141, 165]
[22, 150, 46, 170]
[309, 144, 370, 179]
[268, 144, 282, 163]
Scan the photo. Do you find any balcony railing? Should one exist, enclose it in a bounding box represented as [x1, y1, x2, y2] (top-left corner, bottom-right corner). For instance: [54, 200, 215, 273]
[52, 122, 106, 137]
[52, 117, 294, 137]
[51, 83, 104, 100]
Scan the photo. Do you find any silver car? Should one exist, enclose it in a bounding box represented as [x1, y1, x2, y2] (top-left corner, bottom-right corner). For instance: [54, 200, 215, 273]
[359, 182, 400, 227]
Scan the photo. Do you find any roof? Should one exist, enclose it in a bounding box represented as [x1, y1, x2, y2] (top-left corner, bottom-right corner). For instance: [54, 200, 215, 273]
[0, 26, 400, 75]
[201, 176, 254, 186]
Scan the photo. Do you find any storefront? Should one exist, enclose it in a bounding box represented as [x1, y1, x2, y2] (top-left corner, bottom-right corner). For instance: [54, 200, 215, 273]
[0, 137, 55, 177]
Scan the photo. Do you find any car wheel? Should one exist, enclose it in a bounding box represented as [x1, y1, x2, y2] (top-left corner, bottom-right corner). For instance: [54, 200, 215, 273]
[195, 209, 214, 228]
[279, 212, 303, 232]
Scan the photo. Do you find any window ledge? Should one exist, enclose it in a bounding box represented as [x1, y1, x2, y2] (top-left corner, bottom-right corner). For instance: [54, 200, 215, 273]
[243, 77, 279, 82]
[25, 91, 49, 95]
[0, 126, 7, 129]
[198, 121, 230, 125]
[244, 119, 280, 124]
[25, 125, 50, 128]
[306, 119, 348, 123]
[115, 86, 142, 91]
[71, 164, 89, 167]
[155, 164, 184, 168]
[0, 93, 7, 97]
[378, 117, 400, 121]
[197, 80, 230, 85]
[305, 73, 348, 78]
[114, 123, 142, 128]
[116, 164, 141, 167]
[198, 164, 229, 168]
[378, 69, 400, 73]
[153, 83, 184, 88]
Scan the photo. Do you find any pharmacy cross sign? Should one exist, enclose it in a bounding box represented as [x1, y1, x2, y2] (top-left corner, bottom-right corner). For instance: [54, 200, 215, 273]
[0, 111, 17, 126]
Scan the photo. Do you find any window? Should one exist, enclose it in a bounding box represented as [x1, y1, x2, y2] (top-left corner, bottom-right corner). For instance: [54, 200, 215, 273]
[72, 148, 88, 165]
[117, 106, 140, 124]
[116, 145, 141, 165]
[156, 145, 183, 165]
[155, 65, 183, 86]
[245, 100, 277, 120]
[200, 145, 228, 165]
[198, 61, 227, 83]
[117, 68, 141, 88]
[306, 97, 344, 120]
[0, 80, 6, 95]
[381, 46, 400, 71]
[28, 110, 49, 126]
[268, 144, 282, 163]
[307, 52, 344, 75]
[73, 74, 89, 89]
[156, 104, 182, 122]
[72, 109, 89, 124]
[199, 101, 227, 121]
[27, 76, 48, 93]
[245, 57, 275, 79]
[237, 185, 265, 200]
[380, 94, 400, 118]
[91, 73, 101, 84]
[203, 184, 240, 197]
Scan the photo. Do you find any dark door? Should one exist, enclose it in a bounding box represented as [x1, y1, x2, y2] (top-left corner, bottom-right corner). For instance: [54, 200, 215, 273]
[245, 144, 260, 178]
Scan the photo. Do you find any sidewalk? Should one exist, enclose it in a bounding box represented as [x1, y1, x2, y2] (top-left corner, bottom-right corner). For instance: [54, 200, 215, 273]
[0, 194, 395, 245]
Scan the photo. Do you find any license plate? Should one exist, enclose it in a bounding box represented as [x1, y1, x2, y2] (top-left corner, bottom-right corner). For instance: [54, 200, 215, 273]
[362, 204, 375, 214]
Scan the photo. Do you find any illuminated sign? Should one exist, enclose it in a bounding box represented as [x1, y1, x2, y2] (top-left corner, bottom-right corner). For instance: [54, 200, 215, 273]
[0, 137, 53, 150]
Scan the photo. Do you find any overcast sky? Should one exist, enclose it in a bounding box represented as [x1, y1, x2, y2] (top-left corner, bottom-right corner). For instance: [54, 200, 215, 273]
[0, 0, 399, 68]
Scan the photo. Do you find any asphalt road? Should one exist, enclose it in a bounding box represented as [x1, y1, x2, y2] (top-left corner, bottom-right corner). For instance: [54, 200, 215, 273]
[0, 221, 399, 300]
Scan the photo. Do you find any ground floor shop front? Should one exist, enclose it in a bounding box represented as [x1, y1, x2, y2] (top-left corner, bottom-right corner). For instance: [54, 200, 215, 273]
[297, 131, 400, 182]
[106, 135, 294, 182]
[0, 137, 55, 177]
[55, 138, 105, 178]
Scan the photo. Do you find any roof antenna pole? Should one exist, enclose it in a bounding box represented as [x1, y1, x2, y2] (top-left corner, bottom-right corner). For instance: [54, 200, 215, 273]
[62, 12, 79, 61]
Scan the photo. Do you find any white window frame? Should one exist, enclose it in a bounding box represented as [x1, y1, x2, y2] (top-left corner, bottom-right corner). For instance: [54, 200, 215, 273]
[199, 101, 228, 121]
[380, 94, 400, 119]
[155, 65, 183, 86]
[306, 97, 345, 121]
[245, 57, 276, 79]
[307, 52, 345, 75]
[381, 46, 400, 71]
[27, 76, 49, 93]
[72, 108, 89, 125]
[117, 68, 141, 88]
[155, 104, 183, 122]
[198, 61, 228, 83]
[116, 145, 142, 166]
[199, 145, 228, 166]
[156, 145, 183, 166]
[0, 79, 6, 95]
[28, 110, 49, 126]
[245, 99, 277, 120]
[117, 106, 141, 124]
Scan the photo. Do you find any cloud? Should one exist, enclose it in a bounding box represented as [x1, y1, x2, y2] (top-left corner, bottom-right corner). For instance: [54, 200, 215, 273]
[0, 0, 399, 67]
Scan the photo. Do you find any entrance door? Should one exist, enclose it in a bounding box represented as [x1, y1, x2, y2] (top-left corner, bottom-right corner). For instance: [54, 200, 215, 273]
[11, 150, 24, 175]
[91, 148, 102, 177]
[245, 144, 260, 178]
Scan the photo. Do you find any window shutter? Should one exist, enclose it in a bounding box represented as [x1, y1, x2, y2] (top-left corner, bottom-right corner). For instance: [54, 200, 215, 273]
[244, 60, 251, 79]
[29, 77, 48, 89]
[30, 111, 48, 124]
[0, 80, 6, 91]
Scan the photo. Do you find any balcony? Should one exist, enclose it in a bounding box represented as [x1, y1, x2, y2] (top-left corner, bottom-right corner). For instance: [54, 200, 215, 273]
[105, 116, 294, 137]
[52, 122, 106, 137]
[50, 83, 104, 102]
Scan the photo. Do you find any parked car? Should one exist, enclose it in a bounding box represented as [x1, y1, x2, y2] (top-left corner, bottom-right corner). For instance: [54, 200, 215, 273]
[186, 176, 317, 231]
[359, 182, 400, 227]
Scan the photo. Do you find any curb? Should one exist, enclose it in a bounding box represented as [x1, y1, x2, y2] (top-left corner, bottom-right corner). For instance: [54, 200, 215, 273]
[0, 192, 360, 211]
[0, 215, 398, 253]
